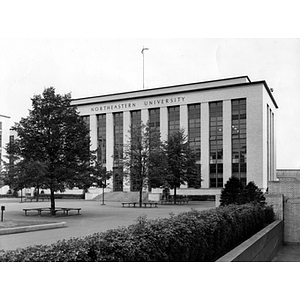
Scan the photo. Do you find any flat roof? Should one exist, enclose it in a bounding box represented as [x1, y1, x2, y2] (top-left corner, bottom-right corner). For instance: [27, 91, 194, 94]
[71, 75, 278, 109]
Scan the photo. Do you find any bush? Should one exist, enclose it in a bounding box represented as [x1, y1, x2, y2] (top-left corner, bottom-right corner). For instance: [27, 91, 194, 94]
[221, 177, 266, 206]
[0, 203, 274, 262]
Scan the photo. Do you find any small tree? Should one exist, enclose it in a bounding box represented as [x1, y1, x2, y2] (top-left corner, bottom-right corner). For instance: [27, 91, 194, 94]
[240, 181, 266, 205]
[90, 161, 112, 204]
[123, 121, 165, 207]
[220, 176, 244, 206]
[163, 129, 199, 203]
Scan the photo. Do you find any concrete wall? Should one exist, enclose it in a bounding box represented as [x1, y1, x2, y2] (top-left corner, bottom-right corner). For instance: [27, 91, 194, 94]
[216, 220, 283, 262]
[266, 181, 300, 243]
[284, 198, 300, 243]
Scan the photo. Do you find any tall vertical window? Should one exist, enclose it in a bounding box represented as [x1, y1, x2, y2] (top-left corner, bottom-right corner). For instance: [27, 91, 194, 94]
[188, 104, 201, 188]
[113, 112, 123, 191]
[209, 101, 223, 188]
[149, 108, 160, 131]
[232, 99, 246, 186]
[168, 106, 180, 135]
[188, 104, 201, 161]
[130, 110, 142, 191]
[131, 110, 141, 129]
[97, 114, 106, 165]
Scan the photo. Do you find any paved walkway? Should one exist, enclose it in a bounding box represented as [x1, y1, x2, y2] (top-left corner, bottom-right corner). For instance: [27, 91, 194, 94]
[272, 244, 300, 262]
[0, 198, 215, 251]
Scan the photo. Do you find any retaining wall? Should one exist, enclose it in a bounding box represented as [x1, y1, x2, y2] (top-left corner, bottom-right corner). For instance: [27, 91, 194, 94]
[216, 220, 283, 262]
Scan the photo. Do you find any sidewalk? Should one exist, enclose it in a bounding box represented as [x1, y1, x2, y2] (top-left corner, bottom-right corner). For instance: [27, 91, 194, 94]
[272, 244, 300, 262]
[0, 198, 215, 251]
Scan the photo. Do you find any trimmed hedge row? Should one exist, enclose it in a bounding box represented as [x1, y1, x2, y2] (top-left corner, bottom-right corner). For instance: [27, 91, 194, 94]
[0, 203, 274, 262]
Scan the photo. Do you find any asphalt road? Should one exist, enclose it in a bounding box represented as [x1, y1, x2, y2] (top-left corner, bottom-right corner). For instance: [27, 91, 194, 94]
[0, 198, 215, 251]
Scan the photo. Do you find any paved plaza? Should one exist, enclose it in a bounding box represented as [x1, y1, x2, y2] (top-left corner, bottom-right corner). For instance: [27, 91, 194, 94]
[0, 198, 215, 251]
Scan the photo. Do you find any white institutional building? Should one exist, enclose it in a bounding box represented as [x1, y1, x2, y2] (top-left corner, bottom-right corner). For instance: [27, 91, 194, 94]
[71, 76, 278, 195]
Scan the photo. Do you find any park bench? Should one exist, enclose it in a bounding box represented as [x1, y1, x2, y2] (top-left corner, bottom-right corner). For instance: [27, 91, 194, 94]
[142, 202, 158, 208]
[121, 202, 138, 208]
[23, 195, 51, 202]
[23, 207, 81, 216]
[60, 207, 81, 215]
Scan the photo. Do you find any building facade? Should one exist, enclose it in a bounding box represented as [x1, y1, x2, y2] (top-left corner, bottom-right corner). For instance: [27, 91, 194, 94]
[72, 76, 278, 193]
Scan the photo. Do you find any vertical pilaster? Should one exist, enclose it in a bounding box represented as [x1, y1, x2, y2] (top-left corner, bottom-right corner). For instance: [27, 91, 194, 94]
[141, 108, 149, 125]
[160, 107, 168, 141]
[90, 114, 98, 151]
[223, 100, 232, 185]
[201, 102, 209, 188]
[180, 104, 188, 133]
[106, 113, 114, 189]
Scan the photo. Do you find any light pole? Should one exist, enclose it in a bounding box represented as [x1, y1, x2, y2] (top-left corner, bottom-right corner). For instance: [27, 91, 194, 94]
[141, 46, 149, 89]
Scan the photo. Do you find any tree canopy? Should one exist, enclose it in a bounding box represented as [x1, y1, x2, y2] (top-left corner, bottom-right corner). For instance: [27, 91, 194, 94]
[9, 87, 93, 214]
[162, 128, 199, 203]
[123, 121, 165, 206]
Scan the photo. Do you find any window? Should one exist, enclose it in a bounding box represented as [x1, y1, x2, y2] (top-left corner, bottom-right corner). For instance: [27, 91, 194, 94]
[97, 114, 106, 165]
[113, 112, 123, 191]
[209, 101, 223, 187]
[168, 106, 180, 135]
[232, 99, 247, 186]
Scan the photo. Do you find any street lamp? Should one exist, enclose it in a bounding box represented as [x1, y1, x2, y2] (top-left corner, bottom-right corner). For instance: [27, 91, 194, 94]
[141, 46, 149, 89]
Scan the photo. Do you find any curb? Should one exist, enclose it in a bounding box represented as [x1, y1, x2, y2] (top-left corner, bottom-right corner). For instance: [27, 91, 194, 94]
[0, 222, 66, 235]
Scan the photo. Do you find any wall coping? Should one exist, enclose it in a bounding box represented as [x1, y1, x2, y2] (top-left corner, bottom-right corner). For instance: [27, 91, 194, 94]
[216, 220, 283, 262]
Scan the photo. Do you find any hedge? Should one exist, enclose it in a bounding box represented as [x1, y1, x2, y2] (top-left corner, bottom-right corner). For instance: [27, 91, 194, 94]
[0, 203, 274, 262]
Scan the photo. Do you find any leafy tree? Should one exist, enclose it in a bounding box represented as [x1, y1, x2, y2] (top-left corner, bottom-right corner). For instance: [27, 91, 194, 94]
[220, 176, 244, 206]
[220, 177, 265, 206]
[10, 87, 93, 214]
[162, 128, 199, 203]
[123, 121, 165, 207]
[89, 161, 112, 204]
[240, 181, 266, 205]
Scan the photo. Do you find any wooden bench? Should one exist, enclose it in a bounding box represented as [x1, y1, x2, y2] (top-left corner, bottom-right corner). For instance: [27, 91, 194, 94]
[23, 207, 81, 216]
[23, 207, 52, 216]
[122, 202, 138, 208]
[24, 195, 50, 202]
[60, 208, 81, 215]
[142, 202, 158, 208]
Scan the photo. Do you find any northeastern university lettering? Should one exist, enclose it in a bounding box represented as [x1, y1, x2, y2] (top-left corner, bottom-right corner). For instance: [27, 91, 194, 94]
[90, 96, 185, 112]
[144, 96, 185, 106]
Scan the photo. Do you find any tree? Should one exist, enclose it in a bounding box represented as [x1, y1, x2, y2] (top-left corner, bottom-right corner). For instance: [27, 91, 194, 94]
[10, 87, 93, 215]
[240, 181, 266, 205]
[123, 121, 165, 207]
[220, 177, 265, 206]
[162, 128, 199, 203]
[220, 176, 244, 206]
[90, 161, 112, 205]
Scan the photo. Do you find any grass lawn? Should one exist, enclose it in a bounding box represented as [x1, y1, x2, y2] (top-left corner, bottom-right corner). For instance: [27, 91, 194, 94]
[0, 220, 58, 229]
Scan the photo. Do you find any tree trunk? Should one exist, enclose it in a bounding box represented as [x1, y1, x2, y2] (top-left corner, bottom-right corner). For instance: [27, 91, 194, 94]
[50, 187, 55, 216]
[174, 185, 177, 204]
[139, 186, 143, 207]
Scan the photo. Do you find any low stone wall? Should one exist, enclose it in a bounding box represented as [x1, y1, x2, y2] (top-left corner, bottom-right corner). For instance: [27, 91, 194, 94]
[216, 220, 283, 262]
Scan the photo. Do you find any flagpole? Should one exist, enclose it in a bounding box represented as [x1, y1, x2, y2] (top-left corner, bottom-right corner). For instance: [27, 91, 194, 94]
[142, 46, 149, 89]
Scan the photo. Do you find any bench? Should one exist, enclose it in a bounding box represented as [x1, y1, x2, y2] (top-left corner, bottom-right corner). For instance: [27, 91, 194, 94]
[60, 208, 81, 215]
[142, 202, 158, 208]
[23, 207, 81, 216]
[24, 195, 51, 202]
[122, 202, 138, 208]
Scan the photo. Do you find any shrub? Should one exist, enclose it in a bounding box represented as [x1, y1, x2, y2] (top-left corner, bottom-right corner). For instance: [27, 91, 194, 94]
[221, 177, 266, 206]
[0, 203, 274, 262]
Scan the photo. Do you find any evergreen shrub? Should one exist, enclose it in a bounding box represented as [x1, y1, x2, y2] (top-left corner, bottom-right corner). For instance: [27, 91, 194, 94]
[0, 203, 274, 262]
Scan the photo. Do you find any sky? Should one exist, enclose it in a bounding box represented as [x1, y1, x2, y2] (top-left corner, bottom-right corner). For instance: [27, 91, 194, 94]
[1, 38, 299, 169]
